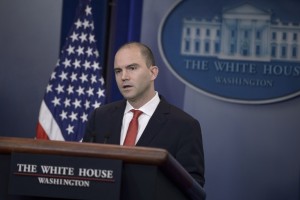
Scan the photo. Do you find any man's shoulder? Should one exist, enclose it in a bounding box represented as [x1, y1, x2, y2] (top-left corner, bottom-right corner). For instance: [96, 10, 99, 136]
[159, 97, 198, 122]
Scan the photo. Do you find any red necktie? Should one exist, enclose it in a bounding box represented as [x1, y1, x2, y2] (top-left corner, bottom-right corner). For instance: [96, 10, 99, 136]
[123, 110, 143, 146]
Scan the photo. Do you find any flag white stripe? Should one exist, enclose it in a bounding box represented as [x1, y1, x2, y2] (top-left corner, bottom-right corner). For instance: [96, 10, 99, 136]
[38, 100, 65, 141]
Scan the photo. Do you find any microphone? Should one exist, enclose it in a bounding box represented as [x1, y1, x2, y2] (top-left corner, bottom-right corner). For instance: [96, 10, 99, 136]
[89, 132, 96, 143]
[88, 132, 111, 144]
[103, 133, 111, 144]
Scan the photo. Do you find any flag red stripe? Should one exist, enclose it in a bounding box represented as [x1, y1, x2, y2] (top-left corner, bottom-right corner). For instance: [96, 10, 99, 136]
[36, 123, 49, 140]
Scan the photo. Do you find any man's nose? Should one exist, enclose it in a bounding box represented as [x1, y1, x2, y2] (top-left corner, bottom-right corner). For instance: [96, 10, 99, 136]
[121, 71, 129, 80]
[121, 70, 127, 80]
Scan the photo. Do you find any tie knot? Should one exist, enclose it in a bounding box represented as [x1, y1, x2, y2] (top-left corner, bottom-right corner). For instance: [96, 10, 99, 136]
[131, 109, 143, 119]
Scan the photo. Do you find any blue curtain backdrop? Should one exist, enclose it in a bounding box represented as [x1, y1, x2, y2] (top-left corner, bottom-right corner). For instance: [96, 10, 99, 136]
[61, 0, 143, 103]
[104, 0, 143, 102]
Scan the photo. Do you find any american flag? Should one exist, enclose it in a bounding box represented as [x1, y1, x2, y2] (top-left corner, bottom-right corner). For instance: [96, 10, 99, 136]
[36, 0, 105, 141]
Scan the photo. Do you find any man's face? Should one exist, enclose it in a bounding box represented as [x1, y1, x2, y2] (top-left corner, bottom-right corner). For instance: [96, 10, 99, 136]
[114, 45, 157, 103]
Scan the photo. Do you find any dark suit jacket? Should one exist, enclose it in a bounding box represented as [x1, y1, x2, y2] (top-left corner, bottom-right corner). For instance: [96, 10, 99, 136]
[83, 96, 205, 187]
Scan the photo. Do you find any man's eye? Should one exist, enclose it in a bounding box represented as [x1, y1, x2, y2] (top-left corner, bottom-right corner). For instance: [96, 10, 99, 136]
[129, 65, 138, 70]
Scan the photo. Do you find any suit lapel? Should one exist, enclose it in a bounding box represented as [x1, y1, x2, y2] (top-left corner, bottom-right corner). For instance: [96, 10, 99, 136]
[106, 101, 126, 145]
[136, 99, 170, 146]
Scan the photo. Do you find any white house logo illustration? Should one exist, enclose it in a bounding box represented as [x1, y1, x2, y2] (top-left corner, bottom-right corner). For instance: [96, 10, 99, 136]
[159, 1, 300, 104]
[181, 3, 300, 62]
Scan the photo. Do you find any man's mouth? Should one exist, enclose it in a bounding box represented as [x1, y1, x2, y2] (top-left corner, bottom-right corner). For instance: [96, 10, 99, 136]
[123, 85, 132, 89]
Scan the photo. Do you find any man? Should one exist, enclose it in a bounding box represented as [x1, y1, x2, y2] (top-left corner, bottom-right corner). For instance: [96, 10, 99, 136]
[83, 42, 205, 187]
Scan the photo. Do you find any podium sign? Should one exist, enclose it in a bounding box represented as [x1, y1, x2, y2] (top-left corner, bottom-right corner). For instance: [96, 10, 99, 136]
[9, 153, 122, 200]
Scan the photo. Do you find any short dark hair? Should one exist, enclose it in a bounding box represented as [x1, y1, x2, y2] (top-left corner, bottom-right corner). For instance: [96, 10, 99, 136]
[118, 42, 156, 67]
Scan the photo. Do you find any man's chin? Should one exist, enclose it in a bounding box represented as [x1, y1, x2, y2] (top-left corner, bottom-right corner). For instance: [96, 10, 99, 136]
[125, 95, 140, 103]
[122, 92, 135, 100]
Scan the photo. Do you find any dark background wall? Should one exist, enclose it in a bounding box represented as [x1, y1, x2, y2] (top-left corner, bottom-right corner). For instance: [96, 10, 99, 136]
[0, 0, 62, 138]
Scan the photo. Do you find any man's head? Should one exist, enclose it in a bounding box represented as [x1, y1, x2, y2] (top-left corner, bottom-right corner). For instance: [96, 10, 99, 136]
[114, 42, 159, 108]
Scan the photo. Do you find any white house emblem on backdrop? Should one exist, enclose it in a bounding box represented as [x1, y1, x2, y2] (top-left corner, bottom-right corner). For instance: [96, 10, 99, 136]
[159, 0, 300, 104]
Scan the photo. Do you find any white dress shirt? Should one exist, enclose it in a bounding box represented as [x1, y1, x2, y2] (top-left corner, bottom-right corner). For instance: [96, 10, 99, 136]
[120, 92, 160, 145]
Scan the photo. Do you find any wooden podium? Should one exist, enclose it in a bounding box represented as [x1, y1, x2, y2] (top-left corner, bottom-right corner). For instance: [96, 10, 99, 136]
[0, 136, 205, 200]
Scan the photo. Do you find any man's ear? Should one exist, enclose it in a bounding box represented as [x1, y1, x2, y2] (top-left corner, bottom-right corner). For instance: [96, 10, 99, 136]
[150, 65, 159, 79]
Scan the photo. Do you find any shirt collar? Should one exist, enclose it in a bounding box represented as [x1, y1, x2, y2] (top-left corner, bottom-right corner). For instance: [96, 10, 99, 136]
[125, 92, 160, 116]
